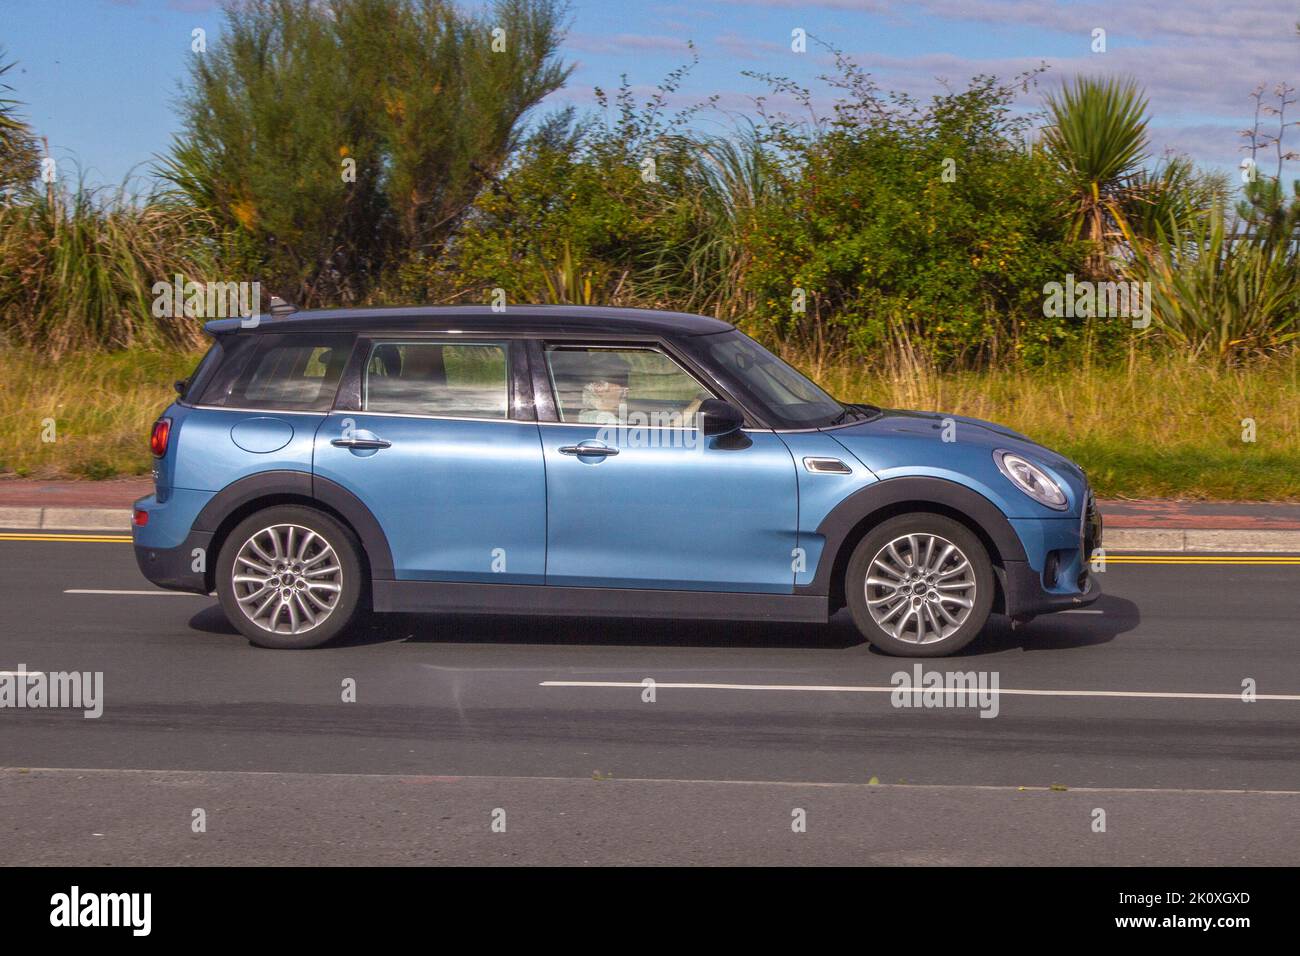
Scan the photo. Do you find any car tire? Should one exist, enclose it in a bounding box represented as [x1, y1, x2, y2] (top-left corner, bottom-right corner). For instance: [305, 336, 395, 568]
[216, 505, 364, 649]
[845, 513, 995, 657]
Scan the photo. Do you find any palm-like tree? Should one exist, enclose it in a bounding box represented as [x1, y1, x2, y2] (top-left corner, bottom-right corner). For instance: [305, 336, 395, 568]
[0, 49, 40, 202]
[1041, 76, 1151, 276]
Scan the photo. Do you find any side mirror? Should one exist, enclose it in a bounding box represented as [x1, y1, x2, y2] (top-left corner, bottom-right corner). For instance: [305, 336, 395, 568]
[698, 399, 744, 437]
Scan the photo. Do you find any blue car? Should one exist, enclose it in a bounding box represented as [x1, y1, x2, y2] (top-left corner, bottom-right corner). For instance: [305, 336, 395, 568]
[133, 306, 1101, 655]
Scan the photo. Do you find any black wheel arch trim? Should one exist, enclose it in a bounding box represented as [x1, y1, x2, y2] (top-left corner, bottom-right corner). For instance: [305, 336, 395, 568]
[797, 476, 1028, 598]
[192, 470, 395, 581]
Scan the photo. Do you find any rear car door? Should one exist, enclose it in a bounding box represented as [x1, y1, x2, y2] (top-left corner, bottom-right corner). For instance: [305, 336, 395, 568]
[534, 340, 799, 592]
[313, 337, 546, 583]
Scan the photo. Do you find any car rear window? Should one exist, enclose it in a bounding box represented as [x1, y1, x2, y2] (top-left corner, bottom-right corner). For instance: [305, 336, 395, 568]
[196, 333, 355, 411]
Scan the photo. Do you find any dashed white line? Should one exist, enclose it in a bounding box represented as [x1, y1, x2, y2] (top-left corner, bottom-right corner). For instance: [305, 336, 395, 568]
[539, 681, 1300, 701]
[63, 589, 207, 597]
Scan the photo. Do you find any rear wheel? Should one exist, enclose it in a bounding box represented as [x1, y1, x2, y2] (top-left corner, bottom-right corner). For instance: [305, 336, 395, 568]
[845, 513, 994, 657]
[216, 505, 363, 649]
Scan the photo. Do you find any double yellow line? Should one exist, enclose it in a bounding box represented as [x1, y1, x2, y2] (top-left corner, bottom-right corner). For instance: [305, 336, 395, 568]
[1105, 554, 1300, 565]
[0, 532, 131, 543]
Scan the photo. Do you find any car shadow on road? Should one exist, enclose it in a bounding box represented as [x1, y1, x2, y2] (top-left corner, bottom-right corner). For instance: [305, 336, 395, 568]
[189, 603, 863, 649]
[958, 591, 1140, 656]
[189, 590, 1140, 655]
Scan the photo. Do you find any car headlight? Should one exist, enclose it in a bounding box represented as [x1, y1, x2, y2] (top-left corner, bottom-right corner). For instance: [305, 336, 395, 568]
[993, 449, 1068, 511]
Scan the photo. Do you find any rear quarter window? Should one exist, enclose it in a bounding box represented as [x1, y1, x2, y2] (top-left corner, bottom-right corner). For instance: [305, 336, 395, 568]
[197, 333, 355, 411]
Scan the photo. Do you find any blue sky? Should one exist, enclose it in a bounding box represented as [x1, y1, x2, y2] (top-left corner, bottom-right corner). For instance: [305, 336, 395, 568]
[3, 0, 1297, 187]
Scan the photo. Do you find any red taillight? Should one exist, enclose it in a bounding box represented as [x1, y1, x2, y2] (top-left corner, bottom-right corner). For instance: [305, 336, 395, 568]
[133, 509, 149, 527]
[150, 418, 171, 457]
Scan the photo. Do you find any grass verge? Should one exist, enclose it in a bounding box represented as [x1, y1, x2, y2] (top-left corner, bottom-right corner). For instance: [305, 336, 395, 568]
[0, 348, 203, 479]
[809, 351, 1300, 500]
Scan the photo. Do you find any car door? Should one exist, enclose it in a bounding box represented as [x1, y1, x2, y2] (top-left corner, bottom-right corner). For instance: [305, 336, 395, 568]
[534, 340, 799, 592]
[313, 337, 546, 583]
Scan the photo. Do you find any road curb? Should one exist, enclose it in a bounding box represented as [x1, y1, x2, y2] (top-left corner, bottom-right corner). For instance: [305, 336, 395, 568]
[1103, 527, 1300, 553]
[3, 507, 1300, 552]
[0, 506, 131, 531]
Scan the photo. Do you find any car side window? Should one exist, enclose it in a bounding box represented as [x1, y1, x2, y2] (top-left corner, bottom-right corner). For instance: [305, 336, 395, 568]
[221, 333, 354, 411]
[363, 341, 510, 419]
[544, 345, 713, 426]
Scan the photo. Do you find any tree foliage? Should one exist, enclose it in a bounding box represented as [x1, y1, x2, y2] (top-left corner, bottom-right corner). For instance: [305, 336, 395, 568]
[161, 0, 571, 305]
[0, 50, 40, 203]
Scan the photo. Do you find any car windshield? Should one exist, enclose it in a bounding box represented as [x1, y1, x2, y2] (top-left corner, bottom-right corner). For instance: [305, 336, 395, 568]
[690, 330, 867, 429]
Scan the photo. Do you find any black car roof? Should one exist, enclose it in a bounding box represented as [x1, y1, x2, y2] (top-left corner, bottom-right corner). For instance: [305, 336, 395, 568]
[204, 305, 734, 337]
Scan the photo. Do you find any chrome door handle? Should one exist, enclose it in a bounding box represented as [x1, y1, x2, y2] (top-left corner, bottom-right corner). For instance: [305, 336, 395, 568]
[559, 444, 618, 457]
[331, 437, 392, 449]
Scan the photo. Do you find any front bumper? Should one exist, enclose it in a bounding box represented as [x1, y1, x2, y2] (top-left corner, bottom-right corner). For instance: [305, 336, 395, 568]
[1000, 490, 1103, 619]
[999, 560, 1100, 619]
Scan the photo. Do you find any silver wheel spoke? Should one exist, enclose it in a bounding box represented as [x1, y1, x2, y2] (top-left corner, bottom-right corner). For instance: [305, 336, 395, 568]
[303, 548, 335, 569]
[236, 584, 272, 605]
[930, 543, 955, 572]
[248, 537, 275, 565]
[936, 561, 970, 580]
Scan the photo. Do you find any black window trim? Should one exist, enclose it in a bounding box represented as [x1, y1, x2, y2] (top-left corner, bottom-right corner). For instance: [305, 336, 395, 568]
[187, 326, 773, 428]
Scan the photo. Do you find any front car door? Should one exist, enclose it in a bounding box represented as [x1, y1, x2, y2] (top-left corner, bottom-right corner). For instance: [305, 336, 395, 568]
[533, 339, 799, 592]
[313, 336, 546, 583]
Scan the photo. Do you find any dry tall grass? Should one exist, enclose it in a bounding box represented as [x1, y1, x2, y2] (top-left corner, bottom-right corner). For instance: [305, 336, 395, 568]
[0, 349, 202, 478]
[1, 346, 1297, 498]
[0, 183, 213, 356]
[791, 348, 1300, 499]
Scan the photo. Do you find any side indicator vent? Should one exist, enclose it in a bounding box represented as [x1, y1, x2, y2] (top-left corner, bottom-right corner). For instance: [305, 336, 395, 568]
[803, 457, 852, 475]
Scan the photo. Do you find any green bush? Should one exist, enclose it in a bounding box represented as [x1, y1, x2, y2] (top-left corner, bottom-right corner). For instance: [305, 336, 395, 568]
[439, 58, 1104, 367]
[739, 64, 1096, 366]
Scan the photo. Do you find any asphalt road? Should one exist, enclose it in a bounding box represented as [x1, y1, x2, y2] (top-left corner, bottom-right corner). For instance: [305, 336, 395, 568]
[1, 534, 1297, 865]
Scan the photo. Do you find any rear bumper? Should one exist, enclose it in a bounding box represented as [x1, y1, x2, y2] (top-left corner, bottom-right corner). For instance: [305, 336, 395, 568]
[132, 490, 212, 594]
[133, 532, 212, 594]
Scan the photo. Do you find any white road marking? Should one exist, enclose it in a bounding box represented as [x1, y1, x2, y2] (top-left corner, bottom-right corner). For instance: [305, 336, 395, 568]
[1062, 609, 1104, 614]
[6, 766, 1300, 796]
[540, 681, 1300, 701]
[63, 589, 207, 597]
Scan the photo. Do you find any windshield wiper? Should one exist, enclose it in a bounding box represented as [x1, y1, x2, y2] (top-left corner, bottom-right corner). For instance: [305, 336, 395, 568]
[829, 402, 881, 425]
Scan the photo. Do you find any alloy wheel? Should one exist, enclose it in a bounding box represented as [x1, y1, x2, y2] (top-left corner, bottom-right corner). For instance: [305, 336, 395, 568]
[231, 523, 343, 635]
[864, 532, 977, 645]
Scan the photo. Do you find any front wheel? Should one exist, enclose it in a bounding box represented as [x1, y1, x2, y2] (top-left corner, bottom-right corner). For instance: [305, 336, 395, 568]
[216, 505, 364, 649]
[845, 514, 995, 657]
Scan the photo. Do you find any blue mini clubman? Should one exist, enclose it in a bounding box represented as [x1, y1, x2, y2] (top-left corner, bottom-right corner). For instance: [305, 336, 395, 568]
[133, 306, 1101, 656]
